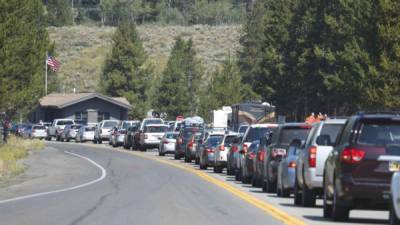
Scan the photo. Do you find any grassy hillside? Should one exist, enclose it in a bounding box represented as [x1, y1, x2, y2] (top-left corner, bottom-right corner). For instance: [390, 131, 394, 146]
[48, 25, 241, 92]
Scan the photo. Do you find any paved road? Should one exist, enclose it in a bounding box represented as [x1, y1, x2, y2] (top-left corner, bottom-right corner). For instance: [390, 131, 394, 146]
[0, 142, 282, 225]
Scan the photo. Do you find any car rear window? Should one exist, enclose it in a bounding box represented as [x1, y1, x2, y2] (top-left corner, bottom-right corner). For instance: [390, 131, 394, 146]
[207, 135, 224, 147]
[166, 133, 176, 139]
[71, 125, 81, 129]
[145, 126, 168, 133]
[143, 119, 163, 126]
[57, 120, 74, 125]
[357, 120, 400, 145]
[244, 127, 274, 142]
[319, 124, 344, 146]
[33, 126, 45, 129]
[224, 135, 237, 146]
[239, 126, 248, 133]
[183, 128, 203, 139]
[85, 127, 95, 131]
[278, 127, 311, 145]
[103, 121, 118, 128]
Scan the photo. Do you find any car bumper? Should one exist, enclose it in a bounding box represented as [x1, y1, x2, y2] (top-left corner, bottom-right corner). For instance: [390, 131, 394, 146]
[338, 175, 390, 209]
[304, 168, 323, 188]
[117, 135, 125, 143]
[31, 133, 47, 138]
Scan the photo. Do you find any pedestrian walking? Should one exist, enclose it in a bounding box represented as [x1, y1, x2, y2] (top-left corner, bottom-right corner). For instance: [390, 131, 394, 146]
[2, 120, 10, 143]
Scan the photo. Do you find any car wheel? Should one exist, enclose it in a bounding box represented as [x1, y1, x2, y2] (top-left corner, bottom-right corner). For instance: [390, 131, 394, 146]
[214, 165, 222, 173]
[389, 203, 400, 225]
[294, 177, 302, 205]
[98, 139, 102, 144]
[323, 179, 333, 218]
[123, 144, 130, 150]
[195, 157, 200, 165]
[174, 153, 180, 160]
[159, 151, 165, 156]
[200, 162, 207, 170]
[276, 180, 282, 197]
[302, 184, 316, 207]
[184, 154, 191, 163]
[252, 175, 257, 187]
[262, 181, 267, 192]
[235, 169, 241, 181]
[332, 181, 350, 221]
[266, 180, 276, 193]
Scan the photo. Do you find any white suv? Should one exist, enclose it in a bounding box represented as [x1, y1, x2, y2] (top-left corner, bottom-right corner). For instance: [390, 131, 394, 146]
[138, 124, 168, 151]
[214, 132, 239, 173]
[294, 118, 346, 206]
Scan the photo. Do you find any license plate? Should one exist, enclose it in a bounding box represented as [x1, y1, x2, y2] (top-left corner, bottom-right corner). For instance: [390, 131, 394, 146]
[389, 161, 400, 172]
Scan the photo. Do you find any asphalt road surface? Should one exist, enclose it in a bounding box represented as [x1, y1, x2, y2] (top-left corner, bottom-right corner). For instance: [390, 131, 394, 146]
[0, 142, 283, 225]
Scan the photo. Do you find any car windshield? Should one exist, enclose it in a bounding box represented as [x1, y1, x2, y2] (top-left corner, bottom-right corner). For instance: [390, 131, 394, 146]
[244, 127, 274, 143]
[145, 126, 168, 133]
[319, 124, 344, 146]
[207, 135, 224, 147]
[57, 120, 74, 125]
[85, 127, 95, 131]
[279, 127, 311, 145]
[103, 121, 118, 128]
[357, 120, 400, 145]
[224, 135, 237, 146]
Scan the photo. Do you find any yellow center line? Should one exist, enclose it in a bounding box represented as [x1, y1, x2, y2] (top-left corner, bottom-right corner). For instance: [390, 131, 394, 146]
[110, 148, 308, 225]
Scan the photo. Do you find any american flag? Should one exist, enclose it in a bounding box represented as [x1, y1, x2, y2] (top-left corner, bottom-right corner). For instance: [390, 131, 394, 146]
[46, 56, 61, 72]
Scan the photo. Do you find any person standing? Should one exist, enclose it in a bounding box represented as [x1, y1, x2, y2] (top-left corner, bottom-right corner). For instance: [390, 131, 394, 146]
[2, 119, 9, 143]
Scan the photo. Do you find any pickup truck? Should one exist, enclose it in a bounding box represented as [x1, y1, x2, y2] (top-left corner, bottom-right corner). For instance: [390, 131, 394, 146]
[46, 119, 75, 141]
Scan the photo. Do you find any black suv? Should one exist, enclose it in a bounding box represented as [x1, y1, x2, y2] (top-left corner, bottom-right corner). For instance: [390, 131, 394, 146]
[175, 126, 203, 160]
[323, 112, 400, 221]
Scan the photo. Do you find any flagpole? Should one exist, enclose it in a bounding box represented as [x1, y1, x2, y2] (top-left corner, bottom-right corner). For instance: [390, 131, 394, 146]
[45, 51, 48, 95]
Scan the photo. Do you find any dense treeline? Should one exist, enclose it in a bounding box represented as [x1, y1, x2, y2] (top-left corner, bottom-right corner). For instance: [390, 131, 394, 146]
[0, 0, 53, 119]
[238, 0, 400, 120]
[43, 0, 248, 26]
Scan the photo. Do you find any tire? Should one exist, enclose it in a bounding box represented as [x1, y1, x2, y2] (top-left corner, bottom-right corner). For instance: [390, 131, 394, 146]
[252, 175, 257, 187]
[323, 181, 333, 218]
[332, 182, 350, 221]
[302, 184, 316, 207]
[281, 181, 290, 198]
[266, 180, 276, 193]
[159, 151, 165, 156]
[93, 139, 97, 144]
[235, 169, 241, 181]
[262, 181, 267, 192]
[294, 177, 302, 205]
[123, 144, 130, 150]
[214, 165, 223, 173]
[200, 162, 207, 170]
[277, 181, 282, 197]
[389, 203, 400, 225]
[98, 139, 102, 144]
[184, 154, 191, 163]
[195, 157, 200, 165]
[174, 153, 180, 160]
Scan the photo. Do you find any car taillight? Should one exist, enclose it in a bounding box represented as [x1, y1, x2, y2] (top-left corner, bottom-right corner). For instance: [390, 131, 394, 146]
[242, 144, 248, 154]
[341, 147, 365, 164]
[258, 149, 265, 161]
[218, 145, 224, 151]
[288, 161, 297, 168]
[309, 146, 317, 168]
[164, 140, 169, 144]
[207, 148, 214, 153]
[231, 146, 238, 153]
[249, 152, 256, 159]
[188, 138, 194, 148]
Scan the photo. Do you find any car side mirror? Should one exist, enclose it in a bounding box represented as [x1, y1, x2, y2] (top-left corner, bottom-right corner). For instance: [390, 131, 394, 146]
[316, 135, 332, 146]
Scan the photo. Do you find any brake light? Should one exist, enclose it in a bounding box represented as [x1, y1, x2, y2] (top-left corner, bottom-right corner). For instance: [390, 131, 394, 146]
[231, 145, 238, 153]
[249, 152, 256, 159]
[288, 161, 297, 168]
[309, 146, 317, 168]
[242, 144, 248, 154]
[258, 149, 265, 161]
[218, 145, 224, 151]
[164, 140, 169, 144]
[206, 148, 214, 153]
[341, 147, 365, 164]
[188, 137, 194, 149]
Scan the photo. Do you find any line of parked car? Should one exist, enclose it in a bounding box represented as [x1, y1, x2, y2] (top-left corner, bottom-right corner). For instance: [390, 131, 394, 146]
[11, 112, 400, 224]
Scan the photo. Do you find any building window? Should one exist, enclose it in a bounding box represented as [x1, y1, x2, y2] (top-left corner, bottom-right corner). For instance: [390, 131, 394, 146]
[98, 112, 110, 122]
[74, 112, 88, 123]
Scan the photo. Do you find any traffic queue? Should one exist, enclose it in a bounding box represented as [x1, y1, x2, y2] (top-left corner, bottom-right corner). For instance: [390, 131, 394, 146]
[9, 110, 400, 225]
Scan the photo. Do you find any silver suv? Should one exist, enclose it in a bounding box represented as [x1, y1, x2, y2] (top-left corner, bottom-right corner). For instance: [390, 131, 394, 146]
[294, 118, 346, 206]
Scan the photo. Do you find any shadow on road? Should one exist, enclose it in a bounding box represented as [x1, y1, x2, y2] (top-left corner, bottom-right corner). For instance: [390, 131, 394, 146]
[303, 215, 387, 224]
[279, 203, 323, 208]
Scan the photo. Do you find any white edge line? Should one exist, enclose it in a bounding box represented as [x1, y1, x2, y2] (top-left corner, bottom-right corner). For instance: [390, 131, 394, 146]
[0, 150, 107, 204]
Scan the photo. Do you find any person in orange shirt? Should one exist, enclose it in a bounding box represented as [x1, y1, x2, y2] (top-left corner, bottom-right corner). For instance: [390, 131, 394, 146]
[306, 113, 316, 124]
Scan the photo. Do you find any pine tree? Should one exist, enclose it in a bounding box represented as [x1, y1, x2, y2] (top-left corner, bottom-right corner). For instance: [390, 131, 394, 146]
[155, 37, 203, 119]
[101, 20, 153, 119]
[0, 0, 51, 118]
[46, 0, 73, 26]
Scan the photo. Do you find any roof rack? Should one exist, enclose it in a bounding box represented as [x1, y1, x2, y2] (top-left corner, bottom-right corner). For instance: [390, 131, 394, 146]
[356, 111, 400, 116]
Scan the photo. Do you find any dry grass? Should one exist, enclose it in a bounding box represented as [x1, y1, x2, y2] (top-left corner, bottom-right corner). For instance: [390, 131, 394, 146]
[0, 136, 45, 180]
[48, 25, 241, 92]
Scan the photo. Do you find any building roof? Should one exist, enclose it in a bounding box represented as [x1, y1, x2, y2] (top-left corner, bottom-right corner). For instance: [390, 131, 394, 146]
[39, 93, 132, 109]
